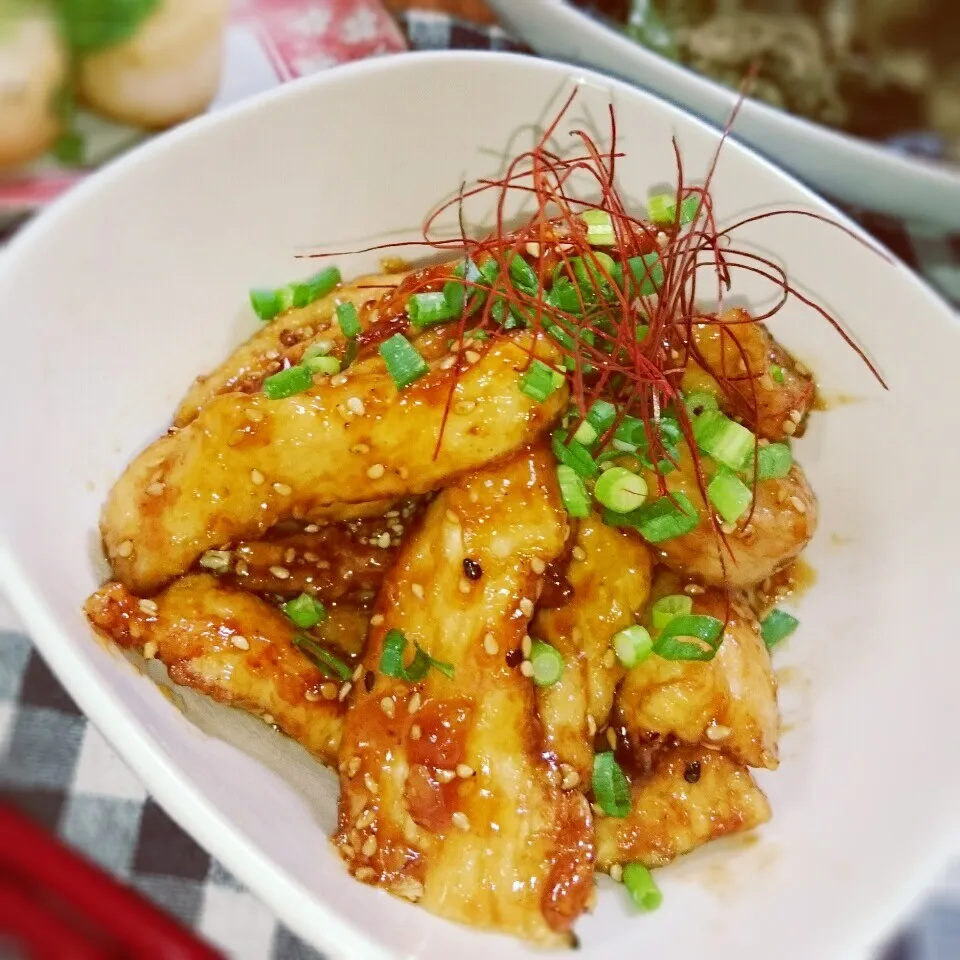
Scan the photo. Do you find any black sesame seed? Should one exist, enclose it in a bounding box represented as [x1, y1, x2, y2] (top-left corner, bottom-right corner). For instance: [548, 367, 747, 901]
[462, 558, 483, 581]
[505, 648, 523, 668]
[364, 671, 375, 693]
[683, 760, 701, 784]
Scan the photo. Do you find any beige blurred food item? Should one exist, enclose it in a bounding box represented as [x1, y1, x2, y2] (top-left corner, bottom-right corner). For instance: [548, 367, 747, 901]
[0, 2, 67, 169]
[78, 0, 229, 129]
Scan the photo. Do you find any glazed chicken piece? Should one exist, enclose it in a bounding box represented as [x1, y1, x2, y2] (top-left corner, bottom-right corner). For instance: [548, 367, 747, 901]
[333, 446, 594, 945]
[616, 588, 779, 769]
[643, 447, 817, 589]
[531, 514, 653, 783]
[84, 574, 350, 764]
[683, 307, 815, 441]
[174, 270, 409, 427]
[102, 334, 567, 594]
[594, 744, 771, 871]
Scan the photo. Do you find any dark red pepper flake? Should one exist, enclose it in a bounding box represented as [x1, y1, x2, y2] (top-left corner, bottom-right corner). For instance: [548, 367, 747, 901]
[462, 558, 482, 581]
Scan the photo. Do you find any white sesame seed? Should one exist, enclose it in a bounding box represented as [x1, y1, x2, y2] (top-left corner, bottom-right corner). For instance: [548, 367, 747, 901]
[269, 565, 291, 580]
[305, 689, 320, 702]
[249, 469, 264, 486]
[351, 443, 371, 455]
[483, 634, 499, 655]
[304, 524, 320, 533]
[366, 464, 385, 479]
[284, 547, 296, 564]
[137, 599, 158, 615]
[606, 727, 618, 750]
[586, 714, 597, 737]
[352, 665, 365, 683]
[464, 350, 481, 365]
[407, 692, 422, 715]
[380, 696, 395, 718]
[451, 812, 471, 831]
[435, 768, 456, 784]
[357, 809, 375, 830]
[146, 482, 165, 497]
[519, 598, 534, 617]
[789, 409, 803, 424]
[394, 877, 424, 901]
[340, 843, 356, 860]
[199, 549, 231, 573]
[303, 551, 319, 563]
[684, 583, 705, 595]
[330, 374, 348, 387]
[782, 419, 797, 435]
[264, 350, 280, 361]
[116, 540, 133, 558]
[603, 649, 617, 669]
[609, 864, 624, 883]
[521, 635, 533, 659]
[143, 641, 158, 660]
[373, 532, 389, 549]
[370, 614, 385, 626]
[364, 773, 379, 794]
[456, 764, 475, 779]
[347, 397, 366, 416]
[347, 756, 362, 777]
[231, 635, 250, 651]
[706, 724, 731, 741]
[361, 835, 378, 858]
[572, 546, 587, 561]
[790, 495, 807, 514]
[520, 660, 535, 678]
[440, 355, 457, 370]
[458, 580, 471, 594]
[262, 714, 274, 726]
[530, 558, 546, 575]
[322, 683, 338, 701]
[338, 682, 353, 702]
[411, 583, 425, 600]
[410, 724, 422, 740]
[273, 482, 292, 496]
[445, 509, 459, 524]
[560, 765, 581, 790]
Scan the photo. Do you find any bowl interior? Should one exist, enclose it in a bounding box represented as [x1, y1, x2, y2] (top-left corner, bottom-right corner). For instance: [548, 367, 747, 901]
[0, 52, 958, 960]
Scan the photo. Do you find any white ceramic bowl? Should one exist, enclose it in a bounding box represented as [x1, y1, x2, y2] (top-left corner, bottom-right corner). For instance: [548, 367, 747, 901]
[487, 0, 960, 229]
[0, 51, 958, 960]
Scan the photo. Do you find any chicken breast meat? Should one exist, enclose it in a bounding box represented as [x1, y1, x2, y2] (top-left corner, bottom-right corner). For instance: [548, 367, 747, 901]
[333, 446, 594, 945]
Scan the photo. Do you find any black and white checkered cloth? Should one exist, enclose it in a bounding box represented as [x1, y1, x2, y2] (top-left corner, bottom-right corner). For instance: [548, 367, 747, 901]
[2, 9, 959, 959]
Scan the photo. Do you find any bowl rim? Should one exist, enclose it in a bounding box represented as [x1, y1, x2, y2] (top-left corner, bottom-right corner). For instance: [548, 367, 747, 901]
[486, 0, 960, 229]
[0, 48, 957, 960]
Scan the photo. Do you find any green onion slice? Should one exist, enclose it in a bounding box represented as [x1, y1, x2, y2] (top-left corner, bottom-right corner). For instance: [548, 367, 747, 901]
[292, 267, 341, 308]
[612, 625, 653, 668]
[303, 355, 340, 376]
[653, 614, 724, 661]
[604, 492, 699, 543]
[408, 291, 458, 328]
[249, 288, 286, 322]
[552, 429, 600, 479]
[586, 399, 617, 434]
[556, 464, 591, 518]
[336, 302, 361, 338]
[379, 629, 455, 682]
[693, 409, 756, 470]
[594, 467, 648, 514]
[283, 593, 327, 629]
[647, 193, 676, 224]
[529, 641, 564, 687]
[622, 863, 663, 912]
[582, 209, 616, 246]
[555, 252, 617, 303]
[592, 752, 632, 818]
[572, 419, 599, 446]
[263, 365, 314, 400]
[619, 252, 664, 298]
[520, 359, 564, 403]
[379, 334, 428, 389]
[508, 253, 539, 294]
[708, 468, 753, 525]
[746, 442, 793, 481]
[770, 364, 785, 384]
[684, 391, 719, 418]
[760, 608, 799, 650]
[293, 635, 352, 680]
[651, 594, 693, 630]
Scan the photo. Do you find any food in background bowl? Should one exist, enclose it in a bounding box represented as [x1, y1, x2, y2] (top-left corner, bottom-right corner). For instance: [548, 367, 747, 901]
[84, 90, 881, 943]
[574, 0, 960, 164]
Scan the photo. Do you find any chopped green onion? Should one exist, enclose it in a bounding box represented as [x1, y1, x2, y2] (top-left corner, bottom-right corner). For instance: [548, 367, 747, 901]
[684, 391, 719, 418]
[555, 252, 616, 303]
[520, 359, 564, 403]
[302, 355, 340, 376]
[620, 252, 664, 298]
[552, 430, 599, 479]
[592, 752, 631, 817]
[557, 464, 591, 518]
[263, 364, 314, 400]
[572, 419, 599, 446]
[336, 302, 361, 338]
[647, 192, 675, 224]
[379, 629, 454, 682]
[379, 334, 428, 390]
[283, 593, 327, 629]
[653, 614, 724, 661]
[342, 339, 359, 370]
[769, 364, 785, 385]
[586, 399, 617, 434]
[760, 608, 799, 650]
[749, 442, 793, 481]
[708, 468, 753, 525]
[291, 267, 341, 308]
[303, 341, 333, 359]
[622, 863, 662, 912]
[651, 594, 693, 630]
[444, 259, 484, 317]
[582, 209, 616, 246]
[529, 641, 564, 687]
[249, 288, 288, 322]
[293, 635, 352, 680]
[679, 195, 701, 224]
[508, 253, 539, 294]
[549, 277, 586, 315]
[693, 410, 755, 470]
[594, 467, 648, 514]
[603, 492, 699, 542]
[613, 625, 653, 668]
[408, 291, 457, 328]
[635, 322, 650, 342]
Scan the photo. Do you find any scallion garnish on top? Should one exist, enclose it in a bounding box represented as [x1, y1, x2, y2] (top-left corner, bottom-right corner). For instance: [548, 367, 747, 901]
[293, 634, 352, 680]
[249, 266, 341, 321]
[379, 333, 428, 389]
[592, 751, 631, 817]
[283, 593, 327, 629]
[653, 614, 724, 661]
[760, 608, 799, 650]
[520, 359, 564, 403]
[556, 464, 591, 518]
[692, 409, 756, 470]
[622, 863, 663, 911]
[379, 629, 454, 682]
[263, 364, 314, 400]
[529, 641, 564, 687]
[336, 301, 361, 338]
[603, 491, 699, 543]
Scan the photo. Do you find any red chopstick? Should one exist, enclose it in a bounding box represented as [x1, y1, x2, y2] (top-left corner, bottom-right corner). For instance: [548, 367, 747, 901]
[0, 803, 223, 958]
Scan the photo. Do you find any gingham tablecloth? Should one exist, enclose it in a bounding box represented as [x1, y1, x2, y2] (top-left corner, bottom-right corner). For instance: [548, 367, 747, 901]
[2, 9, 960, 960]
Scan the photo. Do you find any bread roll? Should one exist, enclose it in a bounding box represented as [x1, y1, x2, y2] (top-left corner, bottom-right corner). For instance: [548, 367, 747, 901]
[78, 0, 229, 129]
